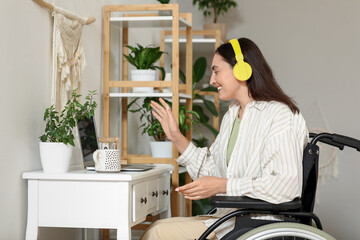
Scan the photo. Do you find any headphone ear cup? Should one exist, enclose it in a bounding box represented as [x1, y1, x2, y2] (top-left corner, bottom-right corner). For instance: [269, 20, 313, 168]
[233, 61, 252, 81]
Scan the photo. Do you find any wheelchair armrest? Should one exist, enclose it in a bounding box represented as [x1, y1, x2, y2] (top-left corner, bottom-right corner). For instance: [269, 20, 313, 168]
[210, 196, 302, 211]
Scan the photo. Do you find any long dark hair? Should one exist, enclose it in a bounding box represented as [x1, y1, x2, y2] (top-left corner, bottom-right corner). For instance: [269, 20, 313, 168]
[216, 38, 299, 113]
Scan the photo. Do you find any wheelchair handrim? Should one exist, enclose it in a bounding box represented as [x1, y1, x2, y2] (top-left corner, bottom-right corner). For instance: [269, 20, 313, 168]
[242, 229, 328, 240]
[237, 223, 335, 240]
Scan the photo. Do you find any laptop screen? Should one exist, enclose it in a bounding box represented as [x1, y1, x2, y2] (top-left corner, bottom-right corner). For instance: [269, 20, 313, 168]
[77, 116, 98, 168]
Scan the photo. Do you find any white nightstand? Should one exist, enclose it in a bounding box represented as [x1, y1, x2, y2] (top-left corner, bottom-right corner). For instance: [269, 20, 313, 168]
[23, 164, 173, 240]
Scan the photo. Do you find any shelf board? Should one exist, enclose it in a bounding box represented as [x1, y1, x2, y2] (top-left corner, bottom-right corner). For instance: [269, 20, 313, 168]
[109, 92, 192, 99]
[180, 98, 214, 104]
[165, 38, 217, 44]
[110, 16, 191, 28]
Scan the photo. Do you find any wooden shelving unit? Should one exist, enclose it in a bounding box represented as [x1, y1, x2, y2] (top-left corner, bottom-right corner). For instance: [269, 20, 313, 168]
[102, 4, 193, 219]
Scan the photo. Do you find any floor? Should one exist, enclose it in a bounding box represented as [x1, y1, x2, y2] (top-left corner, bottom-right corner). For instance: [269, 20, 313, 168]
[107, 229, 144, 240]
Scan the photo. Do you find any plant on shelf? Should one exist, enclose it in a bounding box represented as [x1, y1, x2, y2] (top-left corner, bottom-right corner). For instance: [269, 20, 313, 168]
[193, 0, 238, 23]
[123, 44, 166, 93]
[127, 97, 199, 157]
[180, 56, 219, 146]
[193, 0, 238, 41]
[128, 97, 199, 140]
[39, 89, 97, 173]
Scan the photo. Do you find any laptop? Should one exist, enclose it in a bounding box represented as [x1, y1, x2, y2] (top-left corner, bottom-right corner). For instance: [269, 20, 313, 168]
[77, 116, 154, 172]
[77, 116, 98, 170]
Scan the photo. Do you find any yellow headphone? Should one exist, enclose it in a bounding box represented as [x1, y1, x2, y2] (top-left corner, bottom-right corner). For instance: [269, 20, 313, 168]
[229, 39, 252, 81]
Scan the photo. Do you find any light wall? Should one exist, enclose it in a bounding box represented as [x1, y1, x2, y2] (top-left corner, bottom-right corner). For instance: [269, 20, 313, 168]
[0, 0, 359, 239]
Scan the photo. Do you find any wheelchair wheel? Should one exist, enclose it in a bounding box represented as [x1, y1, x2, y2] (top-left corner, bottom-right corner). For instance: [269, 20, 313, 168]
[237, 222, 335, 240]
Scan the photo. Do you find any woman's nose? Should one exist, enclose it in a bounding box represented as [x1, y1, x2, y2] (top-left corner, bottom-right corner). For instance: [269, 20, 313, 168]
[210, 73, 215, 85]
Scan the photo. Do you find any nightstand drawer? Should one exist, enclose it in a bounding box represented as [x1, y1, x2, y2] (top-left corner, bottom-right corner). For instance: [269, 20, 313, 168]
[158, 175, 170, 212]
[132, 182, 148, 222]
[147, 179, 159, 212]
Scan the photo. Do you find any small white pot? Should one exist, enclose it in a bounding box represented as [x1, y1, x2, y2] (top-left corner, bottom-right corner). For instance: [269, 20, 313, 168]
[39, 142, 73, 173]
[131, 69, 156, 93]
[150, 141, 172, 158]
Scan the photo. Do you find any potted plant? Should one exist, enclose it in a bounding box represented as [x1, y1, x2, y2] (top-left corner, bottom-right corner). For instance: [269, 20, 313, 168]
[128, 97, 199, 158]
[180, 56, 219, 146]
[123, 44, 166, 93]
[39, 89, 97, 173]
[193, 0, 238, 41]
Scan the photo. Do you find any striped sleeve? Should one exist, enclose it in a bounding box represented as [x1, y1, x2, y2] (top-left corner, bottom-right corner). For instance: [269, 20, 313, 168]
[176, 142, 215, 180]
[226, 127, 304, 204]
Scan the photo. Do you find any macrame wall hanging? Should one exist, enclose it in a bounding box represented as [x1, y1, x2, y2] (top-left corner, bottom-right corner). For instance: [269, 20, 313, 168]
[33, 0, 95, 113]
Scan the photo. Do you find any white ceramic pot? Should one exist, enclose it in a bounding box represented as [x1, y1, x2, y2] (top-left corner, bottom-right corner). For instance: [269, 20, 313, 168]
[39, 142, 73, 173]
[150, 141, 172, 158]
[131, 69, 156, 93]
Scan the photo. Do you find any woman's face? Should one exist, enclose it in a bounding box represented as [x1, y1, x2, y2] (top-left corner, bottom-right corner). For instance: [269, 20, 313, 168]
[210, 53, 241, 101]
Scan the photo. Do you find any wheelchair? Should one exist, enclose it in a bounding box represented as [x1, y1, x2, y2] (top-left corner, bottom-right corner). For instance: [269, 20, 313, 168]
[198, 132, 360, 240]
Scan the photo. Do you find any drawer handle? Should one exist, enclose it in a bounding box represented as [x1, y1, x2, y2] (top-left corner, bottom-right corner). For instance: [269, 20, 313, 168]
[152, 191, 158, 197]
[140, 197, 147, 204]
[162, 190, 169, 196]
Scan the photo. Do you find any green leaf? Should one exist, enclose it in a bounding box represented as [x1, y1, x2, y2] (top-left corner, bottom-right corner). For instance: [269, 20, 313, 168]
[157, 0, 170, 3]
[179, 113, 185, 126]
[40, 135, 47, 142]
[123, 54, 136, 67]
[126, 45, 137, 52]
[202, 122, 219, 137]
[143, 98, 152, 111]
[179, 68, 186, 83]
[129, 109, 142, 113]
[127, 97, 140, 110]
[155, 66, 166, 80]
[186, 110, 200, 119]
[192, 104, 209, 123]
[195, 94, 218, 117]
[193, 57, 207, 84]
[68, 137, 75, 147]
[192, 136, 208, 148]
[200, 85, 218, 92]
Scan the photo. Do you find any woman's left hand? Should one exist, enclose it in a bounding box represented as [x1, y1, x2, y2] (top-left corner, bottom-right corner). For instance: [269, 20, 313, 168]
[175, 176, 227, 200]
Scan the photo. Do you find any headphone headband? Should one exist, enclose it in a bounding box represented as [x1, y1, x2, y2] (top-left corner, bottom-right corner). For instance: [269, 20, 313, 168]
[229, 39, 252, 81]
[229, 39, 244, 62]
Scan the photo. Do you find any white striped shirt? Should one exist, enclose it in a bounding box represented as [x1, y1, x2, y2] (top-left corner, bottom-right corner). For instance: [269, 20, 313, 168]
[177, 100, 308, 238]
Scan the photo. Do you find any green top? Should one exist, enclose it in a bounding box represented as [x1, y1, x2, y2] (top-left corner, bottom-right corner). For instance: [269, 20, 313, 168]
[226, 117, 241, 165]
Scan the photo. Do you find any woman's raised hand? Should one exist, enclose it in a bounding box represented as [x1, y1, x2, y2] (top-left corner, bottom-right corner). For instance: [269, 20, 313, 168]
[151, 98, 180, 141]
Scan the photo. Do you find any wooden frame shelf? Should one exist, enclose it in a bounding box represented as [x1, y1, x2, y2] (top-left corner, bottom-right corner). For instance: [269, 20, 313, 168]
[102, 4, 193, 221]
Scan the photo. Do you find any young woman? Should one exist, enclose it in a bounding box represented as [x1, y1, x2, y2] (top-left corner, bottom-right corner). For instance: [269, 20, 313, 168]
[141, 38, 308, 240]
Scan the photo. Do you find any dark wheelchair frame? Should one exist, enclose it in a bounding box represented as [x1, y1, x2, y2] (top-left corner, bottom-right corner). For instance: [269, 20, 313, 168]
[198, 132, 360, 240]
